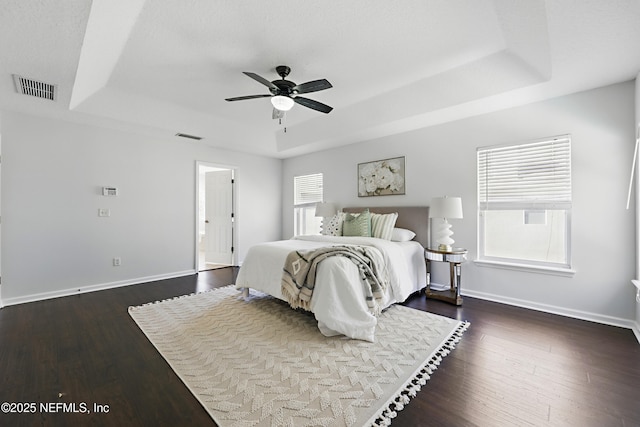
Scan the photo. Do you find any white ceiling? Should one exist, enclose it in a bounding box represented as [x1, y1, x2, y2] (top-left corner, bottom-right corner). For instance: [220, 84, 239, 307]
[1, 0, 639, 158]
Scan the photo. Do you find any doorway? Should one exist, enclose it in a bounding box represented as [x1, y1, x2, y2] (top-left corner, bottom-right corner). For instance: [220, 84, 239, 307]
[196, 162, 235, 271]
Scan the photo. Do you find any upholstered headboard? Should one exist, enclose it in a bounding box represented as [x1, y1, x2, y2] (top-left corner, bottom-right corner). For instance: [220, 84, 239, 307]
[343, 206, 430, 248]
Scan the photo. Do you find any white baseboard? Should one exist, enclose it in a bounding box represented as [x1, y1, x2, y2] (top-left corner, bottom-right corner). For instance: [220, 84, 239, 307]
[462, 288, 637, 332]
[0, 270, 197, 307]
[633, 321, 640, 345]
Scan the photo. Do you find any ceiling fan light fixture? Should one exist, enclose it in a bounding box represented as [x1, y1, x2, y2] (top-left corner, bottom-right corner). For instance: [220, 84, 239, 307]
[271, 95, 294, 111]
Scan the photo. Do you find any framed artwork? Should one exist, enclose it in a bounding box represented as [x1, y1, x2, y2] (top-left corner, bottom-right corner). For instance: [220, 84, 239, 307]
[357, 156, 405, 197]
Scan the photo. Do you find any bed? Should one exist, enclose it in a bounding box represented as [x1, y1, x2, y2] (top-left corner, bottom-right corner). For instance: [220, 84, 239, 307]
[235, 206, 429, 341]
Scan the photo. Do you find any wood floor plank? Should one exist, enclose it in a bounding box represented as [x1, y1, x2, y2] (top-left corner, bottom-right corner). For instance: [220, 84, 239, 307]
[0, 267, 638, 426]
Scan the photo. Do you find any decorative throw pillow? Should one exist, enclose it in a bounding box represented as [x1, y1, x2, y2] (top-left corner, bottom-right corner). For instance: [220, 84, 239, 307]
[342, 209, 371, 237]
[391, 227, 416, 242]
[371, 212, 398, 240]
[322, 212, 345, 236]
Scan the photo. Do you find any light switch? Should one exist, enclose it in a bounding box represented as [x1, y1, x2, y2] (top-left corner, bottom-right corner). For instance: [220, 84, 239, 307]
[98, 208, 111, 217]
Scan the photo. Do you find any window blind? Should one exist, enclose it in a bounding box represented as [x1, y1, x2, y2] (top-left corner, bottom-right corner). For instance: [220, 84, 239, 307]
[478, 136, 571, 210]
[294, 173, 323, 205]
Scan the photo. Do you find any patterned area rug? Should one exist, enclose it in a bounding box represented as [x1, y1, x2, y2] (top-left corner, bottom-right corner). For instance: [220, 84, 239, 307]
[129, 286, 468, 426]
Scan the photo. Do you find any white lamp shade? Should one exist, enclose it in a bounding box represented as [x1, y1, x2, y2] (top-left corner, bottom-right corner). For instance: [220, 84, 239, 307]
[429, 196, 463, 219]
[271, 95, 295, 111]
[315, 202, 337, 217]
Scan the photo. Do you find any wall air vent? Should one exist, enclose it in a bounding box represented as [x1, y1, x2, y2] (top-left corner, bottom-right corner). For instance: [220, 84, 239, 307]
[13, 74, 56, 101]
[175, 133, 203, 141]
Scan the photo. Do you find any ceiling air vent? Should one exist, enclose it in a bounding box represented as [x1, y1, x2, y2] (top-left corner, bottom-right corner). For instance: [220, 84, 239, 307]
[13, 74, 56, 101]
[175, 133, 203, 141]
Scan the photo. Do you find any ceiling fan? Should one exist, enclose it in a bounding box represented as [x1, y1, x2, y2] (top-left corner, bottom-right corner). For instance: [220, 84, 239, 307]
[225, 65, 333, 118]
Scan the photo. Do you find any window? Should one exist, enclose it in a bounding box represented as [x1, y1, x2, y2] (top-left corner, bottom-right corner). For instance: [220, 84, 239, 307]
[294, 173, 323, 236]
[477, 135, 572, 270]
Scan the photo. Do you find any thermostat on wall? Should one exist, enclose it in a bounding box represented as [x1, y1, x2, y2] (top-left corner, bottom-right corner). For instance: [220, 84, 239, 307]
[103, 187, 118, 196]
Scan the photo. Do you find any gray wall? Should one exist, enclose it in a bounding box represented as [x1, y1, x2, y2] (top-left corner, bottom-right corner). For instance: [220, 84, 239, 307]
[0, 111, 282, 304]
[2, 81, 637, 330]
[283, 81, 637, 327]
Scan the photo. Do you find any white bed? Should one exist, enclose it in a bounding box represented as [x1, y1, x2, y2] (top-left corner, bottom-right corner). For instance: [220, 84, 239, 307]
[235, 206, 429, 341]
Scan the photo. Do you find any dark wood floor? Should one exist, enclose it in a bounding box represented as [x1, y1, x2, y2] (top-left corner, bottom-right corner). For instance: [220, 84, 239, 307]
[1, 267, 638, 426]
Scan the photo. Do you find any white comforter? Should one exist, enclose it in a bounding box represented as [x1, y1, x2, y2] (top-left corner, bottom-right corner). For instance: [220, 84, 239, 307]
[235, 235, 426, 341]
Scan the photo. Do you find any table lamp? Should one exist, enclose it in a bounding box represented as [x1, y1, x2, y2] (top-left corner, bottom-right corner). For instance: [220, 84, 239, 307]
[430, 196, 463, 251]
[315, 202, 337, 233]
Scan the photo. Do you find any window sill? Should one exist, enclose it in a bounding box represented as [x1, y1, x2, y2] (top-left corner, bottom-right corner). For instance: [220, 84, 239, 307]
[474, 259, 576, 277]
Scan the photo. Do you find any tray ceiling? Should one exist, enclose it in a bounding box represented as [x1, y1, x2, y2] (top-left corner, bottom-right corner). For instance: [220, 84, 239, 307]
[1, 0, 639, 158]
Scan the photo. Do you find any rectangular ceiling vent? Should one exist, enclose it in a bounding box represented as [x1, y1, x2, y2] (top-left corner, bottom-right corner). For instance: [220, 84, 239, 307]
[13, 74, 57, 101]
[175, 132, 203, 141]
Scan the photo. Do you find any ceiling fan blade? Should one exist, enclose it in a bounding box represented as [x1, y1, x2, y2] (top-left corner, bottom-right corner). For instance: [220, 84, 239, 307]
[225, 94, 272, 102]
[294, 96, 333, 114]
[292, 79, 333, 94]
[272, 108, 285, 120]
[243, 72, 278, 90]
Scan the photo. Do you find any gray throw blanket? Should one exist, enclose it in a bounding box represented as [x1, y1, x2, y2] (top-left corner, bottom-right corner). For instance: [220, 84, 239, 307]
[281, 245, 389, 315]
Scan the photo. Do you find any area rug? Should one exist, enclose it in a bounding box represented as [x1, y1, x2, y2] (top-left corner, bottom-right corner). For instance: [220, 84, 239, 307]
[129, 286, 469, 426]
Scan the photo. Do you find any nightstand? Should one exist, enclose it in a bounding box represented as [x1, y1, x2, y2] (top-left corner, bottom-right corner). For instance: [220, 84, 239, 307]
[425, 247, 468, 306]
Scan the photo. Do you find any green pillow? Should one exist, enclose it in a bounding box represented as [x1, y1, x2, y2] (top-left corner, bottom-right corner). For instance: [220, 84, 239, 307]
[342, 209, 371, 237]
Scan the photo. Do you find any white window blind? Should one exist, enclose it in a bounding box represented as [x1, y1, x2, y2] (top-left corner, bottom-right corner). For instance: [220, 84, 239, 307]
[294, 173, 323, 205]
[478, 136, 571, 210]
[477, 135, 572, 270]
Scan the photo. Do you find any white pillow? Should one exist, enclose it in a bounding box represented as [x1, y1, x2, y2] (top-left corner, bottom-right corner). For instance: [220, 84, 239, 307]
[391, 227, 416, 242]
[322, 212, 345, 236]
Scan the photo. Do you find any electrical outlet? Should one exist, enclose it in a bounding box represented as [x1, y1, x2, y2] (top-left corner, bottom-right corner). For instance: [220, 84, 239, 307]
[113, 257, 121, 267]
[98, 208, 111, 217]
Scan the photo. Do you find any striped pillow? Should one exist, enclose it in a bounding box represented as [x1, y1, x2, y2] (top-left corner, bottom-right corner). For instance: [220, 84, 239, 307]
[343, 209, 371, 237]
[371, 212, 398, 240]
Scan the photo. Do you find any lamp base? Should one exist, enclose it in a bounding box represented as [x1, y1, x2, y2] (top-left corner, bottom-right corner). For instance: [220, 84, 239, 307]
[434, 219, 455, 253]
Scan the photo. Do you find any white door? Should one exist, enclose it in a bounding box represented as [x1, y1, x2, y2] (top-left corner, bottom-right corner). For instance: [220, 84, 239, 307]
[204, 170, 233, 265]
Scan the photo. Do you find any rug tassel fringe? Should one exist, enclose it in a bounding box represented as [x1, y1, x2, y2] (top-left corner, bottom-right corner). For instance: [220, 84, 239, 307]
[372, 320, 470, 426]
